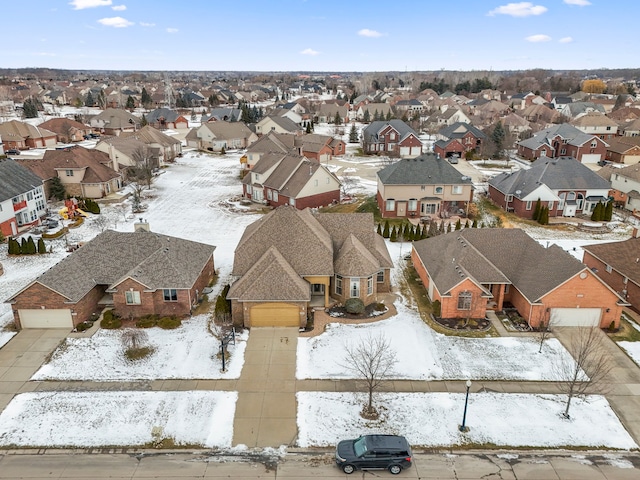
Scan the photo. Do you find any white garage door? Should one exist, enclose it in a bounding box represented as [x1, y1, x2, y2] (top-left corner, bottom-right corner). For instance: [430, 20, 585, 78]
[550, 308, 601, 327]
[581, 154, 601, 164]
[399, 146, 410, 157]
[19, 309, 73, 329]
[624, 155, 640, 164]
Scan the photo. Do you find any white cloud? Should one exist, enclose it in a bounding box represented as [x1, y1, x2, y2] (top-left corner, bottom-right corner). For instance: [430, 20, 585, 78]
[139, 22, 155, 27]
[358, 28, 383, 38]
[526, 34, 552, 42]
[559, 36, 573, 43]
[564, 0, 590, 5]
[97, 16, 134, 28]
[70, 0, 112, 9]
[111, 4, 126, 11]
[488, 2, 548, 17]
[166, 27, 178, 33]
[300, 48, 320, 56]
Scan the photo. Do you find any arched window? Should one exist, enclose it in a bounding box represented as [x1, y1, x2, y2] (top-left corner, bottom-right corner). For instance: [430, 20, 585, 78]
[457, 291, 472, 310]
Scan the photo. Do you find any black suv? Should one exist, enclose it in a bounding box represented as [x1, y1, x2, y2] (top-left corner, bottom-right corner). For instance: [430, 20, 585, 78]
[335, 434, 412, 475]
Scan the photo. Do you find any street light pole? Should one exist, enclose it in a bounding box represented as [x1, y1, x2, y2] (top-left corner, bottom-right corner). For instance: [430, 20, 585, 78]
[459, 379, 472, 432]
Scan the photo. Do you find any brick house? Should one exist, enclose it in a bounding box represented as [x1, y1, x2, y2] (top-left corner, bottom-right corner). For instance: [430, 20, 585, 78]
[6, 228, 215, 329]
[377, 153, 473, 219]
[90, 108, 141, 136]
[227, 206, 392, 328]
[517, 124, 609, 164]
[362, 120, 423, 157]
[412, 228, 626, 328]
[582, 236, 640, 312]
[605, 137, 640, 165]
[145, 108, 189, 130]
[488, 156, 611, 219]
[0, 120, 57, 151]
[39, 118, 92, 143]
[436, 122, 486, 155]
[241, 153, 340, 209]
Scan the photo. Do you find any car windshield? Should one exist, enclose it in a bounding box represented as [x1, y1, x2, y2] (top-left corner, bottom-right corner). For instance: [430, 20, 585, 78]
[353, 437, 368, 457]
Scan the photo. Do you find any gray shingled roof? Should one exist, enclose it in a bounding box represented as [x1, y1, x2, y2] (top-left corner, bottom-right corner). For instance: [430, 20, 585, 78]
[377, 153, 473, 186]
[146, 108, 182, 124]
[8, 230, 215, 302]
[438, 122, 486, 140]
[0, 159, 45, 203]
[518, 123, 601, 151]
[362, 120, 419, 144]
[413, 228, 586, 302]
[489, 156, 611, 198]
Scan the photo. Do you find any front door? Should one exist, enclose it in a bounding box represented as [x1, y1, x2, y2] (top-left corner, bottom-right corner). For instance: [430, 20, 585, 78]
[397, 201, 407, 217]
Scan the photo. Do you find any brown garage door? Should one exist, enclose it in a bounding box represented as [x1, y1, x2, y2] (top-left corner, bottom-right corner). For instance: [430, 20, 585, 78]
[250, 303, 300, 327]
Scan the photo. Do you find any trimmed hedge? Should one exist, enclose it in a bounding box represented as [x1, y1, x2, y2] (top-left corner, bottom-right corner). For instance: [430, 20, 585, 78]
[136, 315, 158, 328]
[345, 298, 365, 315]
[100, 309, 122, 329]
[157, 316, 181, 329]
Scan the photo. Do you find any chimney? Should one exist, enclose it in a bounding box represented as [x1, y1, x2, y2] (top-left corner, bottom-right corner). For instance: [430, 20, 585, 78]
[134, 218, 150, 232]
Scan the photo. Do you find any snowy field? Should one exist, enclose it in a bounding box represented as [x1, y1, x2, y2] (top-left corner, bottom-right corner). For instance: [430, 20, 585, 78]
[297, 392, 637, 449]
[0, 391, 236, 448]
[31, 315, 248, 381]
[297, 304, 573, 381]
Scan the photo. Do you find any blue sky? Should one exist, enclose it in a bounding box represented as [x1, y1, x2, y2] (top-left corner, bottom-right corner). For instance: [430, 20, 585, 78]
[2, 0, 637, 71]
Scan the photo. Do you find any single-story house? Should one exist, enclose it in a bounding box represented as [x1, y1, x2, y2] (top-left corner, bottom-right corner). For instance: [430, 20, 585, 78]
[488, 156, 611, 219]
[582, 236, 640, 312]
[412, 228, 627, 328]
[90, 108, 141, 136]
[227, 206, 393, 327]
[185, 121, 258, 151]
[145, 108, 189, 130]
[7, 227, 215, 329]
[38, 118, 92, 143]
[0, 120, 57, 150]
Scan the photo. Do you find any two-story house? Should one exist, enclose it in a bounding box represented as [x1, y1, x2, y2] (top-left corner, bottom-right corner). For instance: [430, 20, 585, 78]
[609, 164, 640, 212]
[0, 159, 47, 237]
[362, 120, 423, 158]
[376, 153, 473, 218]
[434, 122, 486, 157]
[570, 112, 618, 140]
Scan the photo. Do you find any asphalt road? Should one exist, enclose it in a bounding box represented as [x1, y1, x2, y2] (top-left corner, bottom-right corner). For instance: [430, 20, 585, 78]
[1, 450, 639, 479]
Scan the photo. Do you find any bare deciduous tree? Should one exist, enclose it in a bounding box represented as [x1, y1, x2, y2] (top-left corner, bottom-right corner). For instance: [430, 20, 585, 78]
[553, 327, 612, 419]
[536, 317, 554, 353]
[126, 146, 157, 212]
[341, 333, 397, 419]
[339, 171, 358, 198]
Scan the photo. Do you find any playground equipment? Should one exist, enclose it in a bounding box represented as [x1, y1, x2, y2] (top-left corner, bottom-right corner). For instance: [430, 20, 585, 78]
[59, 198, 88, 220]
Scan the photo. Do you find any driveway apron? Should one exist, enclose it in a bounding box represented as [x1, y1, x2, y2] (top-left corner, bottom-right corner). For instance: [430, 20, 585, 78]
[0, 329, 68, 411]
[232, 327, 298, 448]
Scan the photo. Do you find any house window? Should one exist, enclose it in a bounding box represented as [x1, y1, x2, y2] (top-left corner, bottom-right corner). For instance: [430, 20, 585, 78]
[525, 201, 532, 210]
[591, 140, 597, 148]
[273, 191, 278, 202]
[27, 192, 33, 201]
[246, 185, 252, 194]
[576, 193, 584, 210]
[65, 170, 73, 176]
[558, 192, 566, 209]
[560, 148, 566, 155]
[567, 192, 576, 201]
[350, 279, 360, 298]
[267, 189, 272, 200]
[457, 291, 472, 310]
[421, 185, 426, 190]
[290, 198, 295, 206]
[125, 291, 141, 305]
[367, 276, 374, 295]
[505, 194, 513, 202]
[605, 264, 612, 273]
[390, 132, 396, 140]
[452, 185, 463, 194]
[163, 289, 178, 302]
[335, 275, 343, 295]
[377, 270, 384, 283]
[408, 199, 417, 211]
[548, 201, 554, 210]
[386, 199, 395, 211]
[504, 284, 510, 294]
[435, 186, 444, 194]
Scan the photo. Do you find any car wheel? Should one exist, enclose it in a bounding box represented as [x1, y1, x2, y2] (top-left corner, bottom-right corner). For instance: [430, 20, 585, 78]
[389, 464, 402, 475]
[342, 464, 356, 474]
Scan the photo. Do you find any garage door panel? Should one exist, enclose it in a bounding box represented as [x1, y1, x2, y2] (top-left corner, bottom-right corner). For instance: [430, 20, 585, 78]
[251, 303, 299, 327]
[580, 154, 601, 164]
[550, 308, 601, 327]
[19, 309, 73, 329]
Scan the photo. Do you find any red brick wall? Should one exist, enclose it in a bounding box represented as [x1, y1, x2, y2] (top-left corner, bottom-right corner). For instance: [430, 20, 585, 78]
[0, 218, 17, 237]
[295, 190, 340, 209]
[439, 279, 487, 319]
[583, 252, 640, 312]
[11, 282, 105, 329]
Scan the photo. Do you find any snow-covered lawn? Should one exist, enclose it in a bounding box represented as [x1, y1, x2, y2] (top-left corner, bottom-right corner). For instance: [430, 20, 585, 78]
[32, 315, 247, 381]
[297, 303, 573, 381]
[297, 392, 637, 449]
[0, 391, 236, 448]
[619, 342, 640, 368]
